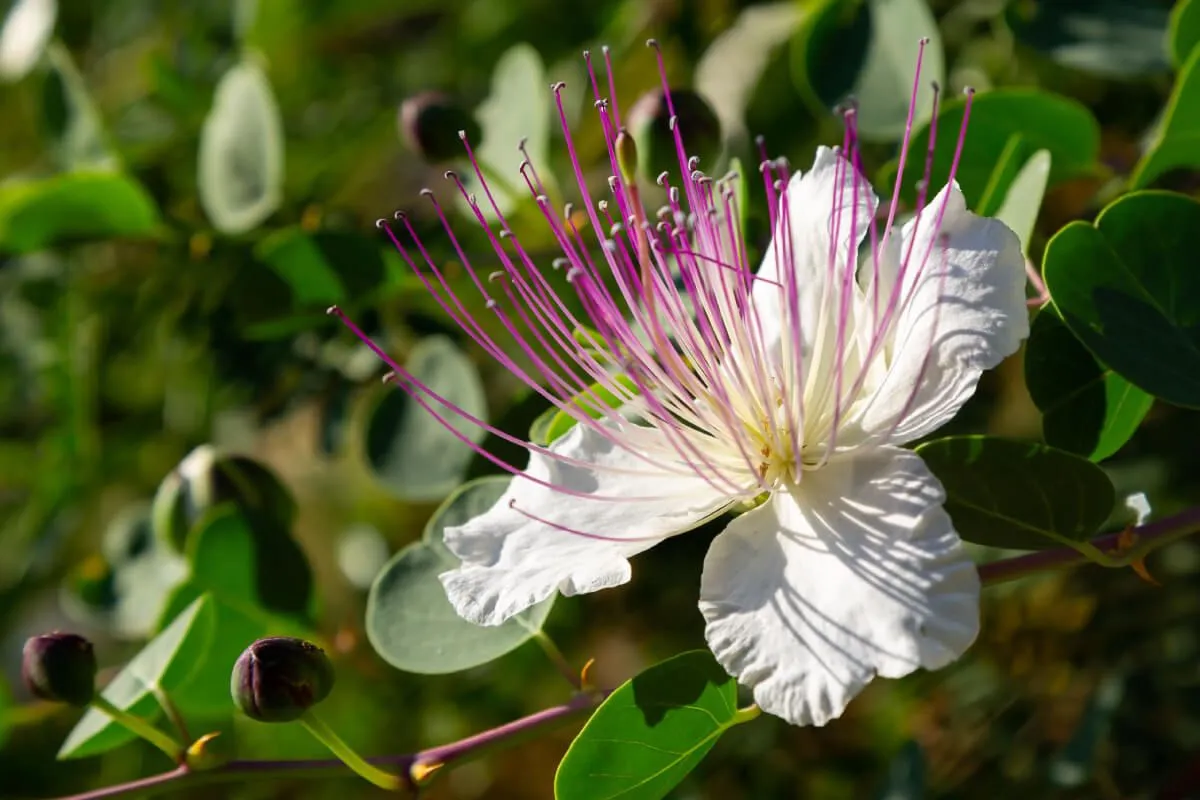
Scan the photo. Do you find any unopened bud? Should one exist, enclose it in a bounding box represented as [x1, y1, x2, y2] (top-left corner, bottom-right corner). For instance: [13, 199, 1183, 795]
[628, 88, 722, 183]
[614, 129, 638, 185]
[22, 633, 97, 707]
[398, 92, 482, 163]
[232, 637, 334, 723]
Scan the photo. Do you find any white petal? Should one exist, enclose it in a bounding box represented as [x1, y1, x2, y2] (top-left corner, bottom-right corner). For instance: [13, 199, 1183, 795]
[751, 146, 878, 352]
[700, 446, 979, 727]
[441, 423, 733, 626]
[856, 182, 1028, 444]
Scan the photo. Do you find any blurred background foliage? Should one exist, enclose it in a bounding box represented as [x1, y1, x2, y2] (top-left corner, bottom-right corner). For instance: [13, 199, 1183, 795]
[1, 0, 1200, 797]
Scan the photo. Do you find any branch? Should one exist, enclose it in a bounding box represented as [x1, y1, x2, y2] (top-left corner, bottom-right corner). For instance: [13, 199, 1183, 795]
[979, 505, 1200, 585]
[56, 691, 606, 800]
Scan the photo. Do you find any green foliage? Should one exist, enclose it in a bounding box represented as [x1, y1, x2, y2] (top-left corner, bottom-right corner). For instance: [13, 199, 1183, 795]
[198, 58, 285, 234]
[1025, 309, 1152, 461]
[1006, 0, 1172, 78]
[366, 476, 554, 674]
[365, 335, 488, 502]
[59, 596, 212, 759]
[993, 149, 1052, 255]
[0, 172, 160, 253]
[1043, 191, 1200, 408]
[1169, 0, 1200, 67]
[916, 436, 1115, 550]
[1131, 46, 1200, 188]
[881, 90, 1100, 212]
[555, 651, 744, 800]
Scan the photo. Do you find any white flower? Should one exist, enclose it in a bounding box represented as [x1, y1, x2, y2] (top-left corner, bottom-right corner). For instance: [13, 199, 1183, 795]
[339, 44, 1029, 727]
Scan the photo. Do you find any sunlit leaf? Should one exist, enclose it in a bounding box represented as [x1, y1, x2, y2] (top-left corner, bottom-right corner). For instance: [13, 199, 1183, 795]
[198, 58, 284, 234]
[0, 173, 161, 254]
[1131, 47, 1200, 189]
[1169, 0, 1200, 67]
[255, 228, 388, 307]
[1025, 309, 1152, 461]
[916, 436, 1115, 550]
[365, 335, 487, 502]
[696, 2, 803, 142]
[992, 149, 1051, 254]
[1043, 191, 1200, 407]
[555, 650, 742, 800]
[881, 90, 1100, 211]
[59, 596, 213, 759]
[366, 476, 554, 674]
[0, 0, 55, 81]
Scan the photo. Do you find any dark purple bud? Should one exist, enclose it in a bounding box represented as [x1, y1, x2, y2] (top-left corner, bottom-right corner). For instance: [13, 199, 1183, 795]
[22, 633, 97, 707]
[232, 637, 334, 723]
[398, 91, 481, 163]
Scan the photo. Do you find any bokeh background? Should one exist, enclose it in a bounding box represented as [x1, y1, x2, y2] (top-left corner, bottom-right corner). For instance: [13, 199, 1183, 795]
[2, 0, 1200, 798]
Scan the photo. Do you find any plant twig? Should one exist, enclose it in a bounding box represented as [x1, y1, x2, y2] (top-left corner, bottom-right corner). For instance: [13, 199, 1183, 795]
[979, 505, 1200, 585]
[56, 690, 606, 800]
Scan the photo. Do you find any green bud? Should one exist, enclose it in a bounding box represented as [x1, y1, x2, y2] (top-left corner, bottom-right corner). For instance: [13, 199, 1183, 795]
[398, 91, 482, 163]
[151, 445, 297, 553]
[232, 637, 334, 723]
[629, 87, 722, 183]
[614, 128, 638, 186]
[22, 632, 97, 707]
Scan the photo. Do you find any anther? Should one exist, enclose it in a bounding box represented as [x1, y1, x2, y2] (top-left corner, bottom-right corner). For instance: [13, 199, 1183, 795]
[326, 305, 341, 315]
[608, 175, 619, 193]
[687, 156, 701, 171]
[394, 210, 407, 220]
[381, 371, 396, 384]
[646, 38, 659, 49]
[488, 271, 506, 282]
[598, 200, 608, 212]
[457, 129, 468, 141]
[552, 258, 568, 270]
[419, 188, 434, 198]
[668, 187, 680, 204]
[518, 136, 528, 150]
[668, 115, 677, 131]
[375, 218, 388, 229]
[536, 194, 549, 205]
[656, 171, 670, 186]
[499, 229, 513, 239]
[551, 81, 567, 92]
[444, 170, 458, 180]
[485, 298, 498, 309]
[566, 267, 583, 282]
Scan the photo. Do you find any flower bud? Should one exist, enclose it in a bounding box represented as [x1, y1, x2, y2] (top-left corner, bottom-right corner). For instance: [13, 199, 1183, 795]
[232, 637, 334, 723]
[628, 88, 722, 183]
[398, 91, 482, 163]
[151, 445, 296, 553]
[22, 633, 97, 707]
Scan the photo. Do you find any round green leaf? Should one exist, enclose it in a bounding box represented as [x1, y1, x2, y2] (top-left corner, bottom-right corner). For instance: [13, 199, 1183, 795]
[0, 173, 161, 254]
[198, 58, 284, 235]
[59, 595, 215, 760]
[366, 476, 554, 674]
[365, 335, 487, 502]
[1007, 0, 1171, 78]
[791, 0, 870, 117]
[1169, 0, 1200, 67]
[881, 90, 1099, 211]
[1131, 46, 1200, 189]
[1025, 309, 1153, 461]
[555, 650, 742, 800]
[916, 436, 1115, 550]
[1043, 191, 1200, 408]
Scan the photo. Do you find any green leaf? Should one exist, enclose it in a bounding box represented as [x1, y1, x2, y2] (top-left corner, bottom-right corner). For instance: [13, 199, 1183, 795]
[555, 650, 743, 800]
[1007, 0, 1171, 78]
[198, 58, 284, 234]
[881, 90, 1099, 211]
[1025, 309, 1152, 461]
[42, 44, 116, 170]
[0, 172, 161, 254]
[365, 335, 487, 502]
[255, 228, 387, 307]
[792, 0, 942, 140]
[1169, 0, 1200, 67]
[0, 0, 56, 81]
[541, 375, 637, 445]
[366, 476, 554, 674]
[916, 436, 1115, 550]
[992, 149, 1051, 255]
[1131, 46, 1200, 189]
[695, 3, 804, 142]
[59, 596, 214, 759]
[1042, 191, 1200, 408]
[468, 42, 551, 216]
